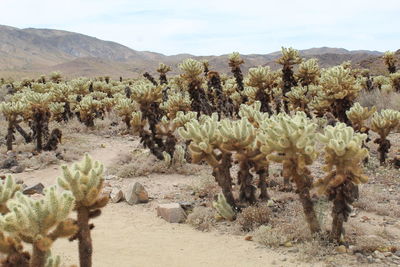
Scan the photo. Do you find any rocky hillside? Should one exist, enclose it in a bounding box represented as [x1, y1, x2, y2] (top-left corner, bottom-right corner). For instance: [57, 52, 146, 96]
[0, 25, 389, 79]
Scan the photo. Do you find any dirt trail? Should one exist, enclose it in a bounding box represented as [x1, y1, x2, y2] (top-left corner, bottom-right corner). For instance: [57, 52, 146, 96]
[11, 136, 317, 267]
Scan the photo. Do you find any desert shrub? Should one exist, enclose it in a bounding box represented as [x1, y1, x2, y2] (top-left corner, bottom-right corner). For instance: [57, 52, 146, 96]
[237, 203, 270, 231]
[186, 206, 216, 231]
[357, 90, 400, 111]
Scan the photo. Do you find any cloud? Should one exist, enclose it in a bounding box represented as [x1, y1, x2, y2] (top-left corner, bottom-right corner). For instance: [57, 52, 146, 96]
[1, 0, 399, 55]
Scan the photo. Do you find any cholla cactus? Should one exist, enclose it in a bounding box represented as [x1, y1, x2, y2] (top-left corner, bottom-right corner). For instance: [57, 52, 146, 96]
[207, 71, 234, 117]
[213, 193, 235, 221]
[49, 72, 62, 83]
[316, 123, 368, 242]
[115, 98, 137, 129]
[296, 58, 320, 86]
[0, 175, 21, 214]
[58, 154, 108, 267]
[319, 66, 362, 124]
[160, 92, 191, 119]
[220, 117, 269, 202]
[346, 102, 376, 133]
[276, 47, 302, 112]
[0, 101, 27, 150]
[246, 66, 279, 115]
[383, 51, 397, 74]
[286, 86, 312, 117]
[0, 231, 30, 266]
[157, 63, 172, 85]
[228, 52, 245, 93]
[74, 95, 101, 127]
[179, 59, 212, 115]
[179, 114, 236, 208]
[0, 186, 77, 267]
[258, 112, 320, 234]
[23, 91, 53, 151]
[389, 72, 400, 92]
[370, 109, 400, 164]
[238, 101, 269, 128]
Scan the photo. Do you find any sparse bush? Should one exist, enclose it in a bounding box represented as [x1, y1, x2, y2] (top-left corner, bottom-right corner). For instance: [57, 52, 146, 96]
[237, 203, 270, 231]
[187, 207, 216, 231]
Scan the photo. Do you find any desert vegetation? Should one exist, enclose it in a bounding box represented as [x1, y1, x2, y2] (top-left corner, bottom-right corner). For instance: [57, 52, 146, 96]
[0, 48, 399, 266]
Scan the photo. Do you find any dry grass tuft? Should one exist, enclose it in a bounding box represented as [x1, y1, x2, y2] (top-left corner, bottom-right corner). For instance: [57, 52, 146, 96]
[357, 90, 400, 111]
[186, 206, 216, 231]
[237, 203, 270, 231]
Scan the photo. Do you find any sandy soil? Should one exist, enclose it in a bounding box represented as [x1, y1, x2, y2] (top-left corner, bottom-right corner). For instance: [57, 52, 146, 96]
[8, 136, 317, 267]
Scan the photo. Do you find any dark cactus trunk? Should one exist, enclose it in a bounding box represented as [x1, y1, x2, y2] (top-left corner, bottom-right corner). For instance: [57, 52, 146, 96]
[77, 206, 93, 267]
[30, 244, 46, 267]
[238, 160, 257, 204]
[256, 168, 269, 200]
[6, 121, 14, 151]
[212, 153, 237, 210]
[143, 72, 158, 86]
[15, 124, 32, 143]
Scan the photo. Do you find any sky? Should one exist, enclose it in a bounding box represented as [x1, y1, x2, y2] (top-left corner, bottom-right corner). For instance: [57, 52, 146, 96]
[1, 0, 399, 56]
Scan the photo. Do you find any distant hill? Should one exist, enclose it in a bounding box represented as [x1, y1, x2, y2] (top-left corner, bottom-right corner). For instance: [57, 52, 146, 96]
[0, 25, 391, 79]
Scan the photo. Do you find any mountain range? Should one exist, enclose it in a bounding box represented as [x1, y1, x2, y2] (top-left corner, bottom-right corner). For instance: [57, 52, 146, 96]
[0, 25, 394, 79]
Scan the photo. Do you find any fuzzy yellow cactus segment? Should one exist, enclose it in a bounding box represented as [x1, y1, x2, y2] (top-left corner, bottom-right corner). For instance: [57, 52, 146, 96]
[131, 111, 145, 132]
[259, 112, 318, 168]
[219, 117, 256, 152]
[160, 92, 192, 119]
[316, 123, 368, 194]
[286, 86, 312, 115]
[131, 82, 163, 106]
[0, 176, 21, 214]
[179, 113, 222, 165]
[320, 66, 361, 101]
[296, 58, 320, 86]
[58, 154, 108, 267]
[228, 52, 244, 68]
[45, 254, 61, 267]
[50, 84, 72, 102]
[319, 66, 362, 123]
[0, 101, 25, 120]
[179, 58, 204, 82]
[259, 111, 320, 233]
[389, 72, 400, 91]
[247, 66, 277, 89]
[213, 193, 235, 221]
[371, 109, 400, 139]
[0, 186, 77, 267]
[238, 101, 269, 128]
[316, 123, 368, 242]
[74, 95, 101, 127]
[115, 98, 137, 129]
[276, 47, 302, 66]
[373, 75, 390, 89]
[346, 102, 376, 132]
[58, 154, 105, 207]
[172, 111, 197, 128]
[49, 71, 62, 83]
[370, 109, 400, 164]
[49, 102, 65, 121]
[23, 91, 52, 112]
[383, 51, 397, 73]
[157, 63, 172, 74]
[70, 78, 91, 96]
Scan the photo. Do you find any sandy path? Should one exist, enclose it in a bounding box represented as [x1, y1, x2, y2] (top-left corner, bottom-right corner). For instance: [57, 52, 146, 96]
[9, 136, 318, 267]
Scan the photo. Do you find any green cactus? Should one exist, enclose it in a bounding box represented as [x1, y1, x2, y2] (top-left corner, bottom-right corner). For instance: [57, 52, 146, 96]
[370, 109, 400, 164]
[258, 112, 320, 234]
[58, 154, 108, 267]
[346, 102, 376, 133]
[296, 58, 320, 86]
[213, 193, 235, 221]
[0, 175, 21, 214]
[0, 186, 77, 267]
[316, 123, 368, 242]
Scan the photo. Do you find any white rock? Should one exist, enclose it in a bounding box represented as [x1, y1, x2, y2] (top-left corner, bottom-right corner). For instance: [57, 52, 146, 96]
[110, 188, 124, 203]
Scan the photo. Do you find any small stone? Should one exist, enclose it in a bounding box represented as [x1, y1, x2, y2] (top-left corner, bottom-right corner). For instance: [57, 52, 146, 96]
[244, 236, 253, 241]
[267, 200, 275, 207]
[395, 250, 400, 257]
[15, 178, 24, 184]
[6, 151, 16, 157]
[125, 182, 149, 205]
[110, 188, 123, 203]
[23, 183, 44, 195]
[384, 252, 393, 257]
[373, 250, 385, 259]
[336, 245, 347, 253]
[156, 203, 186, 223]
[10, 165, 25, 173]
[287, 248, 299, 253]
[0, 158, 18, 169]
[179, 202, 193, 211]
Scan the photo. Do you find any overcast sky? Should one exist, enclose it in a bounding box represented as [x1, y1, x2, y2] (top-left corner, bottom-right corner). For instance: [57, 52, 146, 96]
[1, 0, 399, 55]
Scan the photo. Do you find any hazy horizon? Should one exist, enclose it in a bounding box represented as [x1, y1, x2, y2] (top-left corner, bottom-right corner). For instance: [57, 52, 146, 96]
[2, 0, 399, 56]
